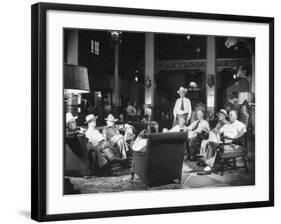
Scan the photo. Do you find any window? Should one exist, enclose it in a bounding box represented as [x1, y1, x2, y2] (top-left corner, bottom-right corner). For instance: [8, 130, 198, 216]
[90, 40, 100, 55]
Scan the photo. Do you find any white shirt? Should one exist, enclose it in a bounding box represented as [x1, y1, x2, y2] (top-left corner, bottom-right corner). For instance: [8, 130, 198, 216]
[173, 97, 192, 119]
[187, 119, 210, 138]
[169, 125, 188, 133]
[220, 120, 247, 142]
[132, 138, 147, 152]
[85, 128, 105, 147]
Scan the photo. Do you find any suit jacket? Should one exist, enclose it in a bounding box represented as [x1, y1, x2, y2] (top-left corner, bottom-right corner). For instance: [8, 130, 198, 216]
[102, 125, 121, 142]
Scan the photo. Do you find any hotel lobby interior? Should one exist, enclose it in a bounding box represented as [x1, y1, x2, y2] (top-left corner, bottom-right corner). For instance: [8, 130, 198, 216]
[64, 29, 255, 194]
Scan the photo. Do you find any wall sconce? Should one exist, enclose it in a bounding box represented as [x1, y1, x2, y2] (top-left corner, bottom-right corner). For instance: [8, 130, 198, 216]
[232, 66, 248, 80]
[206, 74, 215, 88]
[144, 76, 152, 88]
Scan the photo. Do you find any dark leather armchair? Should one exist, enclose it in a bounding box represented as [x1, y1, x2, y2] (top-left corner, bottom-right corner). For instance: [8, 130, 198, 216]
[65, 133, 90, 177]
[131, 132, 187, 187]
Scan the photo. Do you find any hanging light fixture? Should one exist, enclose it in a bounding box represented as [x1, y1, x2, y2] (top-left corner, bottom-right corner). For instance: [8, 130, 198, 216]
[64, 64, 90, 93]
[110, 31, 122, 42]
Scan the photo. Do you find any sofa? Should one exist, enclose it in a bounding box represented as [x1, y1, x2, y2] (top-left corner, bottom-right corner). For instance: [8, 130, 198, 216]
[131, 132, 187, 187]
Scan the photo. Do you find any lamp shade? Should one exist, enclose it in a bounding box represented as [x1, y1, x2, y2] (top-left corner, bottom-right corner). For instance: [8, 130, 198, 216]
[64, 64, 90, 93]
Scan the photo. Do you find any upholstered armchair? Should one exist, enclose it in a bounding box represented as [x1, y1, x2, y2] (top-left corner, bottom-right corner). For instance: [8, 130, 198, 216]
[131, 132, 187, 187]
[65, 133, 90, 177]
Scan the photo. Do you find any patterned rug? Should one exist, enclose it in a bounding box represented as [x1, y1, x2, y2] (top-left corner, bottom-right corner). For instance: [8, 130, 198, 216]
[67, 162, 198, 194]
[68, 175, 182, 194]
[66, 159, 253, 194]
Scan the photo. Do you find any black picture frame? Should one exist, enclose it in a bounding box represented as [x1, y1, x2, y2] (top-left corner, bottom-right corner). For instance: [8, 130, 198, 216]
[31, 2, 274, 222]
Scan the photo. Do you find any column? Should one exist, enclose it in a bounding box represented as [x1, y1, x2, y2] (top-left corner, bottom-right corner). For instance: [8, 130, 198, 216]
[251, 52, 255, 93]
[206, 36, 216, 119]
[145, 33, 155, 118]
[113, 42, 120, 110]
[66, 30, 78, 65]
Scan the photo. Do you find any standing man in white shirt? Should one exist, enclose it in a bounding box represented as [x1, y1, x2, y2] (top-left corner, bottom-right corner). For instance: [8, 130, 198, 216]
[173, 86, 192, 126]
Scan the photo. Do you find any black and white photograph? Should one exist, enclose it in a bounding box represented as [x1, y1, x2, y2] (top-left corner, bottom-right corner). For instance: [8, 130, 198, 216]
[30, 2, 274, 221]
[64, 29, 256, 194]
[0, 0, 279, 223]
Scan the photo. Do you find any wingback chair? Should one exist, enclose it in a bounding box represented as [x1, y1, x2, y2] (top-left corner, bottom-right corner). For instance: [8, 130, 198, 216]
[131, 132, 187, 187]
[65, 133, 90, 177]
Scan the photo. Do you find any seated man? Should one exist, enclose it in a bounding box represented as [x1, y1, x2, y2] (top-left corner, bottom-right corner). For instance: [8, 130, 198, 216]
[219, 110, 247, 144]
[187, 110, 210, 161]
[115, 115, 135, 143]
[66, 112, 85, 137]
[168, 116, 189, 133]
[85, 114, 121, 167]
[132, 123, 158, 153]
[198, 109, 229, 171]
[65, 112, 86, 156]
[200, 110, 247, 173]
[65, 112, 89, 176]
[102, 114, 129, 160]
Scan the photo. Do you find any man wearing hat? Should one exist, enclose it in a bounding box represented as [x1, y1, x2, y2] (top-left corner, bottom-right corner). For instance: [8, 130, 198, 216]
[173, 87, 192, 125]
[85, 114, 121, 170]
[85, 114, 103, 147]
[102, 114, 129, 160]
[66, 112, 85, 137]
[198, 109, 230, 173]
[65, 112, 89, 176]
[213, 109, 230, 133]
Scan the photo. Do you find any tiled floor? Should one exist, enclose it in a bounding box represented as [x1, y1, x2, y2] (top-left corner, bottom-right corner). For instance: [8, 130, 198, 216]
[181, 162, 254, 189]
[180, 145, 255, 188]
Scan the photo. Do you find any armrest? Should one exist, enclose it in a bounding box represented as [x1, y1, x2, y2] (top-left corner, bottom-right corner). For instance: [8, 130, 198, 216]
[221, 134, 246, 145]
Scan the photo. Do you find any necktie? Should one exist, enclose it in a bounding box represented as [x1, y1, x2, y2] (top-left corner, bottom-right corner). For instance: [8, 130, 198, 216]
[192, 120, 200, 131]
[180, 98, 184, 111]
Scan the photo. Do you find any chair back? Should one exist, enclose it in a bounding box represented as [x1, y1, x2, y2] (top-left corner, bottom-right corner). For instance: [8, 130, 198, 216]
[132, 132, 187, 186]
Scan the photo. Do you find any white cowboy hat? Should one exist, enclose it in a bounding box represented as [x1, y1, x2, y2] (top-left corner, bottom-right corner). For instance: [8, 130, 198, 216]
[104, 114, 118, 122]
[217, 109, 228, 117]
[177, 86, 187, 95]
[66, 112, 77, 124]
[84, 114, 98, 124]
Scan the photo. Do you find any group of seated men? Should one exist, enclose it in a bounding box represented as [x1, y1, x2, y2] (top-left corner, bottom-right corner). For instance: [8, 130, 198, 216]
[66, 106, 247, 175]
[161, 108, 247, 173]
[65, 112, 135, 173]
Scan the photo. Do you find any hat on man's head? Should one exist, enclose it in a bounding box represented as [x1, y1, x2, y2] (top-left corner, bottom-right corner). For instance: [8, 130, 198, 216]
[85, 114, 98, 124]
[104, 114, 118, 122]
[177, 86, 187, 95]
[217, 109, 228, 117]
[66, 112, 77, 124]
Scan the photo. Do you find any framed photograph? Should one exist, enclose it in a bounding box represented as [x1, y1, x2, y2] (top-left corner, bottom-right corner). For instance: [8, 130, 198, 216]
[31, 2, 274, 222]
